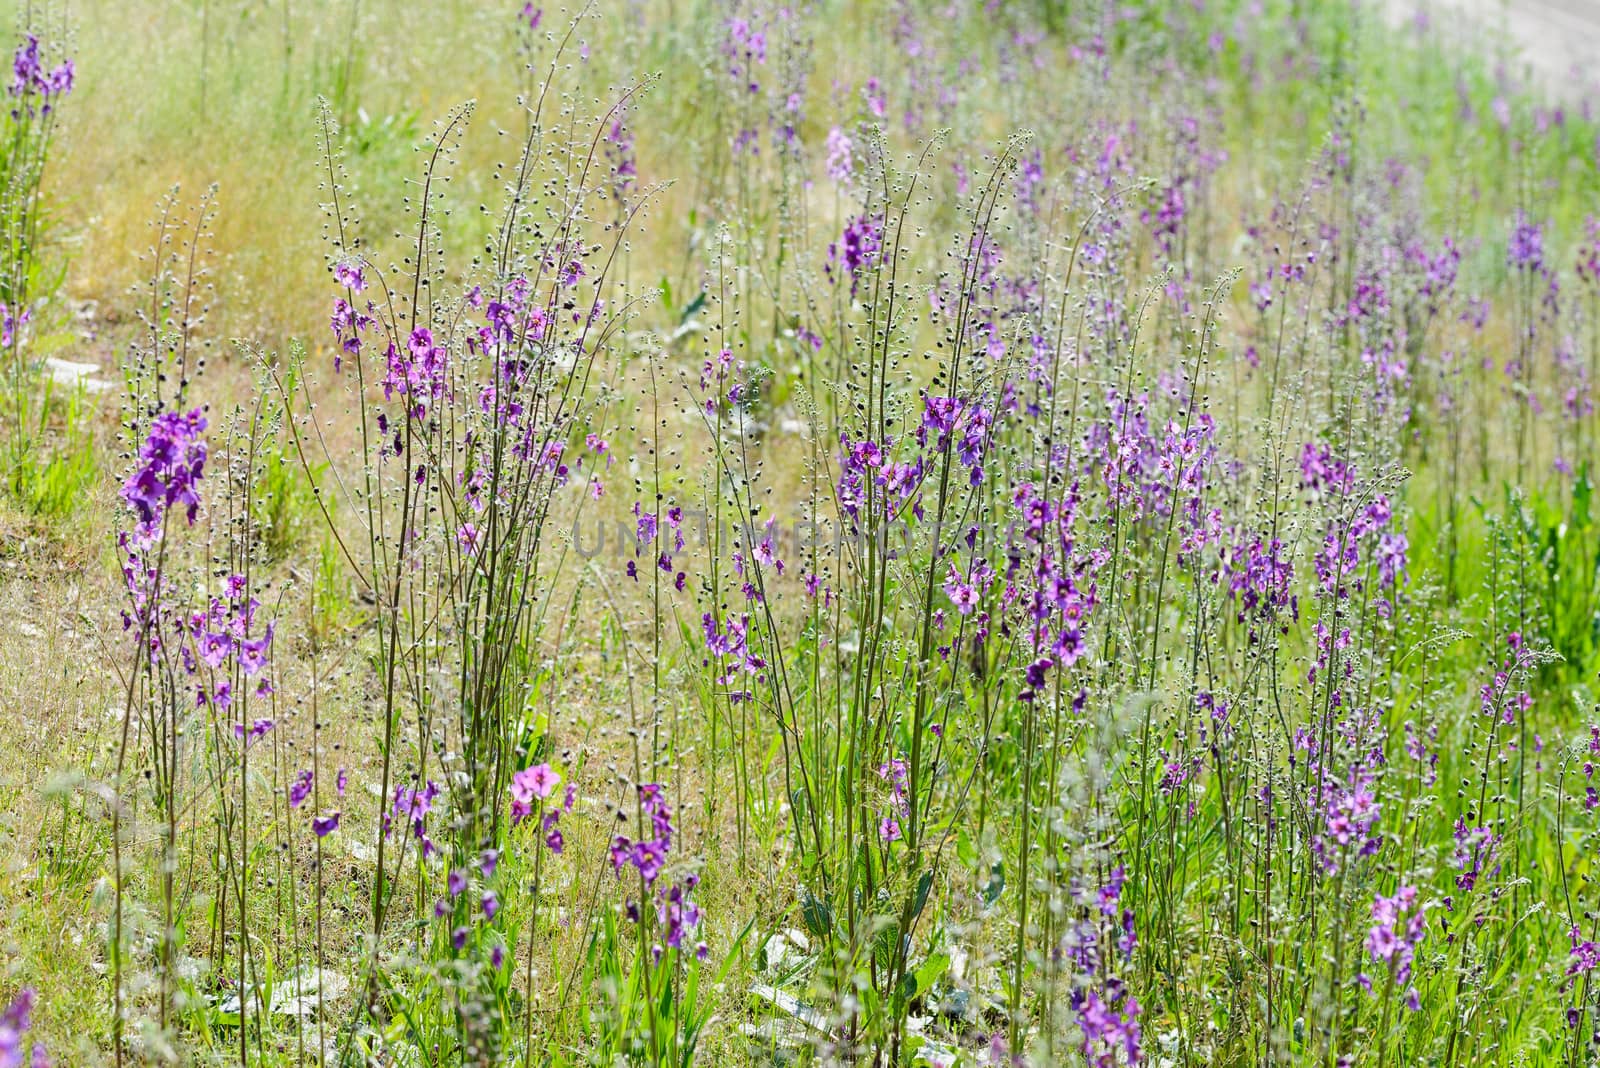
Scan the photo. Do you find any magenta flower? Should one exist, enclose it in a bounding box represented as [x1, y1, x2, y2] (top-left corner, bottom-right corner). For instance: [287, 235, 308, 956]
[1364, 885, 1427, 1009]
[511, 762, 561, 804]
[333, 260, 365, 292]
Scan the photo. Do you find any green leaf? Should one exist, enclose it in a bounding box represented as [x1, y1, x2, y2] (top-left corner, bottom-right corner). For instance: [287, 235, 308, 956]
[955, 828, 976, 867]
[913, 952, 950, 998]
[678, 289, 708, 326]
[790, 784, 810, 825]
[982, 861, 1005, 906]
[910, 870, 934, 920]
[801, 889, 832, 941]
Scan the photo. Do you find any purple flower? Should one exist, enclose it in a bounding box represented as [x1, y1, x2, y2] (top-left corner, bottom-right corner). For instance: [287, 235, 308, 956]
[121, 408, 208, 536]
[1071, 986, 1141, 1067]
[1507, 212, 1544, 272]
[8, 34, 72, 104]
[657, 875, 703, 948]
[603, 116, 636, 203]
[510, 763, 561, 826]
[197, 629, 232, 669]
[1364, 886, 1427, 1008]
[632, 839, 668, 885]
[393, 781, 441, 846]
[825, 214, 884, 297]
[0, 987, 42, 1068]
[1375, 532, 1409, 588]
[611, 783, 677, 887]
[312, 812, 340, 837]
[0, 303, 26, 348]
[1570, 926, 1600, 976]
[43, 60, 70, 97]
[288, 769, 313, 809]
[329, 296, 372, 371]
[333, 260, 365, 292]
[237, 622, 274, 676]
[1015, 148, 1045, 215]
[1299, 442, 1354, 497]
[9, 36, 39, 95]
[233, 718, 273, 746]
[1098, 867, 1127, 916]
[382, 327, 450, 409]
[824, 126, 853, 183]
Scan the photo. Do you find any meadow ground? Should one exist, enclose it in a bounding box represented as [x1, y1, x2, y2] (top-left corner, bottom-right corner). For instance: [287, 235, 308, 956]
[2, 1, 1600, 1066]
